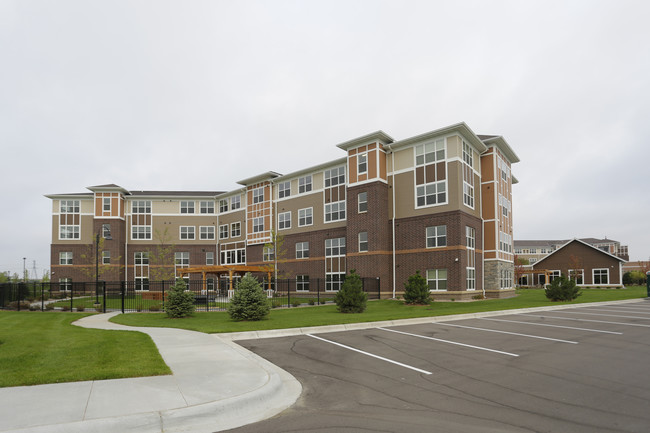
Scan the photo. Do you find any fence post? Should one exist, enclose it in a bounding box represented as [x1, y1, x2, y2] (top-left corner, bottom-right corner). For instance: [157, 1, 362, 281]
[41, 282, 45, 312]
[162, 280, 166, 311]
[102, 281, 106, 313]
[317, 279, 320, 305]
[70, 284, 74, 311]
[121, 281, 126, 314]
[287, 280, 291, 308]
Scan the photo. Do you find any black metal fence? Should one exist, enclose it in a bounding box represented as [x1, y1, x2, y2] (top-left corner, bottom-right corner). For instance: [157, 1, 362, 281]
[0, 277, 380, 313]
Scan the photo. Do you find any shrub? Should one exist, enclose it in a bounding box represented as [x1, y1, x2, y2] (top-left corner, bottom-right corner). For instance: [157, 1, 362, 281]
[228, 273, 270, 321]
[166, 278, 196, 318]
[8, 301, 31, 310]
[76, 304, 85, 312]
[149, 304, 161, 312]
[308, 299, 315, 305]
[29, 304, 39, 311]
[335, 270, 367, 313]
[291, 300, 301, 307]
[61, 305, 71, 311]
[545, 276, 581, 301]
[45, 303, 55, 311]
[402, 270, 431, 305]
[472, 294, 485, 300]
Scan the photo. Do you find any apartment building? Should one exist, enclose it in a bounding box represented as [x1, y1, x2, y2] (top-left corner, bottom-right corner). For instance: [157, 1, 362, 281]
[47, 122, 519, 300]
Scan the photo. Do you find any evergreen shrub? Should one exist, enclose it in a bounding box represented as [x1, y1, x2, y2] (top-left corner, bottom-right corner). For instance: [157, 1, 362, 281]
[403, 270, 431, 304]
[545, 276, 581, 301]
[335, 270, 367, 313]
[227, 273, 270, 321]
[166, 278, 196, 318]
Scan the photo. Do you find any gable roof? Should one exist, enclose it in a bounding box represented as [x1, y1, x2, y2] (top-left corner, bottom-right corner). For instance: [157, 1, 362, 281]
[535, 238, 627, 266]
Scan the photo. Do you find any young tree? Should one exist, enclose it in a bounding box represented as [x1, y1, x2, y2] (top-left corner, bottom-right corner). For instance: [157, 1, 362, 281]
[403, 270, 431, 304]
[166, 278, 196, 318]
[227, 273, 270, 321]
[149, 228, 177, 282]
[514, 255, 529, 286]
[263, 230, 289, 281]
[79, 236, 122, 281]
[335, 270, 368, 313]
[545, 275, 581, 302]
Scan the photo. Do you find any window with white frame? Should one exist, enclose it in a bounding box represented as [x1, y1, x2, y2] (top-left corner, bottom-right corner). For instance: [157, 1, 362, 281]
[416, 139, 445, 166]
[219, 224, 229, 239]
[263, 246, 274, 262]
[298, 208, 313, 226]
[358, 153, 367, 174]
[174, 252, 190, 272]
[103, 197, 111, 212]
[548, 270, 561, 284]
[134, 252, 149, 290]
[427, 269, 447, 291]
[296, 241, 309, 259]
[206, 251, 214, 265]
[278, 181, 291, 198]
[252, 187, 264, 204]
[466, 226, 476, 290]
[200, 226, 215, 240]
[102, 250, 110, 265]
[593, 268, 609, 285]
[325, 237, 346, 291]
[132, 200, 151, 214]
[499, 194, 511, 218]
[59, 252, 73, 265]
[278, 211, 291, 230]
[252, 217, 264, 233]
[60, 225, 80, 239]
[231, 195, 241, 210]
[416, 181, 446, 207]
[358, 192, 367, 213]
[220, 244, 246, 265]
[324, 167, 345, 187]
[60, 200, 80, 213]
[180, 201, 195, 214]
[200, 201, 215, 214]
[462, 142, 474, 209]
[180, 226, 195, 240]
[569, 269, 584, 284]
[358, 232, 368, 252]
[219, 199, 228, 213]
[500, 269, 513, 289]
[325, 201, 346, 222]
[462, 141, 473, 167]
[499, 232, 512, 253]
[231, 222, 241, 238]
[59, 278, 72, 291]
[463, 180, 474, 208]
[297, 275, 310, 291]
[299, 175, 312, 194]
[529, 258, 537, 263]
[59, 200, 81, 239]
[426, 225, 447, 248]
[102, 224, 111, 238]
[131, 225, 152, 240]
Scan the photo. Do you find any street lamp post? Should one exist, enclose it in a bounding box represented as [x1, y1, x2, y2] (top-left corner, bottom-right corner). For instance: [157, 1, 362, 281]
[95, 233, 99, 303]
[23, 257, 26, 282]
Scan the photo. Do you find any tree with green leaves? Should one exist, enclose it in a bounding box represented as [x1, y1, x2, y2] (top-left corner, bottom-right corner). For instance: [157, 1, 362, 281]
[149, 228, 176, 282]
[79, 236, 122, 281]
[227, 273, 270, 321]
[403, 270, 431, 304]
[545, 275, 581, 302]
[166, 278, 196, 318]
[263, 230, 289, 281]
[335, 270, 368, 313]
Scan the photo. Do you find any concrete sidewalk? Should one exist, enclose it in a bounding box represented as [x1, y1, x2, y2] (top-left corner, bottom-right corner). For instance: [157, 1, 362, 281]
[0, 312, 302, 433]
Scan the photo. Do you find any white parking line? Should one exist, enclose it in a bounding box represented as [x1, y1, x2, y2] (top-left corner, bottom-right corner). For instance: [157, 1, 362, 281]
[306, 334, 433, 375]
[551, 310, 650, 320]
[479, 318, 622, 334]
[436, 323, 578, 344]
[583, 307, 650, 315]
[518, 314, 650, 328]
[377, 327, 519, 357]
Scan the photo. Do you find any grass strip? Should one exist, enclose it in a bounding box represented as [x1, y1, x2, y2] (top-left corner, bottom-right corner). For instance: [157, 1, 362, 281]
[110, 287, 647, 334]
[0, 312, 171, 388]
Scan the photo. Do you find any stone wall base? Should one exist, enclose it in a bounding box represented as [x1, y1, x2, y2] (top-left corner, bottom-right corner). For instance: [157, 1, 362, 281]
[483, 288, 517, 299]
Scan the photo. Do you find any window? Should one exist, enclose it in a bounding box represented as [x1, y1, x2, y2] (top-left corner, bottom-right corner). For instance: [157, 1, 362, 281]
[466, 226, 476, 290]
[200, 201, 215, 214]
[134, 252, 149, 290]
[462, 141, 473, 167]
[463, 180, 474, 208]
[231, 195, 241, 210]
[175, 252, 190, 279]
[206, 252, 214, 265]
[358, 192, 367, 213]
[103, 197, 111, 212]
[59, 200, 81, 240]
[200, 226, 215, 240]
[324, 167, 345, 187]
[325, 201, 346, 222]
[358, 153, 367, 174]
[219, 224, 229, 239]
[529, 258, 537, 263]
[417, 181, 446, 207]
[299, 175, 312, 194]
[60, 200, 80, 213]
[426, 225, 447, 248]
[358, 232, 368, 252]
[180, 201, 195, 214]
[593, 269, 609, 285]
[415, 139, 445, 166]
[252, 187, 264, 204]
[263, 246, 274, 262]
[102, 250, 110, 265]
[500, 270, 513, 289]
[467, 268, 476, 290]
[132, 200, 151, 214]
[231, 222, 241, 238]
[499, 232, 512, 253]
[252, 217, 264, 233]
[278, 181, 291, 198]
[220, 245, 246, 265]
[297, 275, 310, 291]
[60, 225, 80, 239]
[102, 224, 111, 239]
[548, 270, 561, 284]
[59, 278, 72, 292]
[131, 225, 151, 240]
[427, 269, 447, 291]
[278, 211, 291, 230]
[325, 237, 346, 291]
[219, 199, 228, 213]
[180, 226, 195, 240]
[59, 252, 72, 265]
[499, 194, 511, 218]
[296, 242, 310, 259]
[569, 269, 584, 285]
[298, 208, 313, 227]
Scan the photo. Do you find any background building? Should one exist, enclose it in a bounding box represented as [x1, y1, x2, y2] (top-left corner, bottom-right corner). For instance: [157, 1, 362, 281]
[515, 238, 629, 264]
[47, 122, 519, 300]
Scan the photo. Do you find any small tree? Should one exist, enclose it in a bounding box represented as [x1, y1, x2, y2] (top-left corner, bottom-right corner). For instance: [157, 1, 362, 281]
[166, 278, 195, 318]
[228, 273, 270, 321]
[149, 228, 177, 282]
[403, 270, 431, 304]
[545, 275, 581, 302]
[335, 270, 368, 313]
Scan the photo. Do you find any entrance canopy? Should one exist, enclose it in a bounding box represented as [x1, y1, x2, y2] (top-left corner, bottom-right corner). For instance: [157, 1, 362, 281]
[177, 265, 273, 291]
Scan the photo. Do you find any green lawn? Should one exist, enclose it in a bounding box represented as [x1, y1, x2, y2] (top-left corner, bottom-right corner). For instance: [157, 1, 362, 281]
[0, 312, 171, 388]
[111, 286, 648, 333]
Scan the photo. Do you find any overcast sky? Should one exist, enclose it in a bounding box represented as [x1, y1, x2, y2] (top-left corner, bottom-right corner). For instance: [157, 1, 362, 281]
[1, 0, 648, 278]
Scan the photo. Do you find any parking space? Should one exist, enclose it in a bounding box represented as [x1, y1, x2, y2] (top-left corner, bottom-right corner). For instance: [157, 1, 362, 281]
[230, 300, 650, 433]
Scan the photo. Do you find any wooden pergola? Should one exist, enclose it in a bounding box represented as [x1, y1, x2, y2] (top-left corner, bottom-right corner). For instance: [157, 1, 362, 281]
[177, 265, 273, 292]
[518, 269, 554, 286]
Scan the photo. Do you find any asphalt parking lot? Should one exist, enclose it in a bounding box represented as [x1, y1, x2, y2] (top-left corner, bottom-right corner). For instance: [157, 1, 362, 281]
[229, 300, 650, 433]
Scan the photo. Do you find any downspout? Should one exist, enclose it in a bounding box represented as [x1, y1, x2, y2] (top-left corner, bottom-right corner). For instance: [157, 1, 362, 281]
[124, 202, 129, 282]
[387, 144, 397, 299]
[480, 167, 485, 299]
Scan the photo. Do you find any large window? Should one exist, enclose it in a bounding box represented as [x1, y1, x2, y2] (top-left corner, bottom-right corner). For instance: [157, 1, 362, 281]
[427, 269, 447, 291]
[299, 175, 312, 194]
[132, 200, 151, 214]
[59, 252, 73, 265]
[325, 238, 346, 291]
[325, 167, 345, 187]
[174, 252, 190, 279]
[219, 199, 228, 213]
[593, 269, 609, 285]
[466, 226, 476, 290]
[278, 181, 291, 198]
[296, 241, 309, 259]
[60, 200, 80, 213]
[252, 217, 264, 233]
[60, 225, 80, 239]
[569, 269, 584, 285]
[132, 225, 152, 240]
[415, 139, 445, 165]
[200, 201, 215, 214]
[134, 252, 149, 290]
[263, 246, 274, 262]
[180, 201, 195, 214]
[426, 225, 447, 248]
[278, 211, 291, 230]
[298, 208, 313, 227]
[220, 244, 246, 265]
[416, 181, 446, 207]
[59, 200, 81, 240]
[200, 226, 215, 240]
[219, 224, 229, 239]
[231, 222, 241, 238]
[231, 195, 241, 210]
[499, 232, 512, 253]
[358, 192, 367, 213]
[180, 226, 195, 240]
[325, 201, 346, 222]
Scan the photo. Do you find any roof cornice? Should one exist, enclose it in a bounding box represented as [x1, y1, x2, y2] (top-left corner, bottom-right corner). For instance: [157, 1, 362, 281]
[336, 131, 394, 151]
[388, 122, 488, 154]
[480, 135, 520, 164]
[237, 171, 282, 186]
